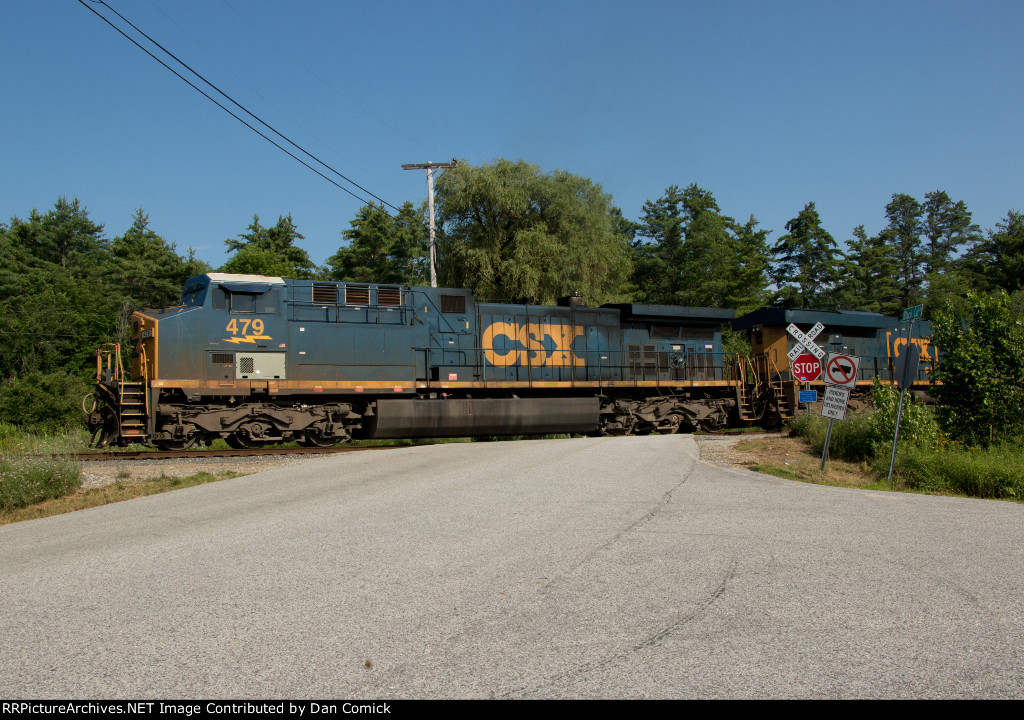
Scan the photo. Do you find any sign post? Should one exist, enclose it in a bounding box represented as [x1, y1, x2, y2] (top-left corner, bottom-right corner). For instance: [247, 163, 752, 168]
[887, 311, 922, 484]
[819, 352, 860, 469]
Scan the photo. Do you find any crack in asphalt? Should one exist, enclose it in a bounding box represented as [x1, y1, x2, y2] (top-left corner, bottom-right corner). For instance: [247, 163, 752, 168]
[501, 556, 739, 699]
[538, 455, 699, 593]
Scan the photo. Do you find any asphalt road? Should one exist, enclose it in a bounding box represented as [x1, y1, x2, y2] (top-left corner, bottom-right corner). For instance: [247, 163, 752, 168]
[2, 435, 1023, 699]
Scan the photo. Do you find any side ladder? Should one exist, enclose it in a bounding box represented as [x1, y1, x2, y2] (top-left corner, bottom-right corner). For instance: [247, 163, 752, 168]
[94, 344, 150, 444]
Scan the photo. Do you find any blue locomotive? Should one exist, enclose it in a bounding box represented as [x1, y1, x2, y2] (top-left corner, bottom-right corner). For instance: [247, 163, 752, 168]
[732, 308, 937, 390]
[87, 273, 743, 448]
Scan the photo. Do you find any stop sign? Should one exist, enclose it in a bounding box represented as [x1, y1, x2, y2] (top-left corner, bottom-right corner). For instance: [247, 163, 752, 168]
[792, 353, 822, 381]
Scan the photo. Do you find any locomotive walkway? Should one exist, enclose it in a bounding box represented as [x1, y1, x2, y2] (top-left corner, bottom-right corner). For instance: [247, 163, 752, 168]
[2, 435, 1023, 699]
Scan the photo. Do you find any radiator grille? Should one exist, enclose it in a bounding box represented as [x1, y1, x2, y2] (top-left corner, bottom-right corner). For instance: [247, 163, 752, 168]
[378, 287, 402, 306]
[441, 294, 465, 313]
[345, 286, 370, 305]
[312, 284, 338, 303]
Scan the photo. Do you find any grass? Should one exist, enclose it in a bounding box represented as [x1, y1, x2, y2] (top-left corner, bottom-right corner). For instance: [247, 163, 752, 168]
[0, 470, 243, 526]
[890, 441, 1024, 499]
[736, 436, 886, 490]
[0, 421, 252, 526]
[780, 410, 1024, 501]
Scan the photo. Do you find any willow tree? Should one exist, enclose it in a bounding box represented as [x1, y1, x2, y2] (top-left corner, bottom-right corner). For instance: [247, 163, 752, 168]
[434, 159, 632, 304]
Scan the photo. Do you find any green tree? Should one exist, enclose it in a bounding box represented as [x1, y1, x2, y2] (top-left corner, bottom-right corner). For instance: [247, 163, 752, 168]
[931, 290, 1024, 447]
[922, 190, 979, 275]
[968, 211, 1024, 294]
[110, 209, 209, 308]
[633, 184, 769, 311]
[223, 214, 317, 279]
[328, 202, 428, 284]
[771, 202, 843, 308]
[4, 197, 107, 269]
[0, 199, 118, 380]
[220, 245, 296, 278]
[882, 193, 927, 310]
[834, 225, 900, 313]
[434, 159, 632, 304]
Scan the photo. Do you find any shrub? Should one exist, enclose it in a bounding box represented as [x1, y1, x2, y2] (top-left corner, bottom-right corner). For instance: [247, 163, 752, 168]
[789, 381, 937, 464]
[931, 290, 1024, 447]
[869, 379, 938, 452]
[0, 371, 92, 433]
[789, 411, 876, 463]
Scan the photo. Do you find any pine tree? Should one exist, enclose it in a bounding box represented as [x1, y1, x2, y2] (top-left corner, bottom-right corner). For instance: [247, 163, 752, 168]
[770, 202, 843, 308]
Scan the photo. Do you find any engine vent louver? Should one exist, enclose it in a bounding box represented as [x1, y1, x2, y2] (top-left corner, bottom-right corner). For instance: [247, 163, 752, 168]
[346, 286, 370, 305]
[441, 294, 466, 313]
[378, 287, 402, 306]
[313, 284, 338, 303]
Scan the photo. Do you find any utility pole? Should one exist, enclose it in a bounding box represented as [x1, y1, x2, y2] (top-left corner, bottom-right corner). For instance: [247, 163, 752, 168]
[402, 159, 457, 287]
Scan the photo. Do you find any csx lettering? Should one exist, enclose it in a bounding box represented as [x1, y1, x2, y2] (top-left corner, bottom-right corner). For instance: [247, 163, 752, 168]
[886, 333, 935, 362]
[482, 322, 585, 367]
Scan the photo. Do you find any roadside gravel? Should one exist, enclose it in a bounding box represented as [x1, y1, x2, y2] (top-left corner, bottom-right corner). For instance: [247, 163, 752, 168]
[692, 432, 774, 468]
[77, 434, 772, 490]
[78, 454, 306, 489]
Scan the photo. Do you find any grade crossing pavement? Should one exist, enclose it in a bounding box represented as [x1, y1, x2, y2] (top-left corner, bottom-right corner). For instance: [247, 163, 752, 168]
[2, 435, 1023, 698]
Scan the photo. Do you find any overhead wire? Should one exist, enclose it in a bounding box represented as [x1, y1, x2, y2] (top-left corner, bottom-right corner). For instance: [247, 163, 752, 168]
[79, 0, 407, 214]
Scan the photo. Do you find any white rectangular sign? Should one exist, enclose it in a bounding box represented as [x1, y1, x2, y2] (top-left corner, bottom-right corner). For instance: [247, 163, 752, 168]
[821, 386, 851, 421]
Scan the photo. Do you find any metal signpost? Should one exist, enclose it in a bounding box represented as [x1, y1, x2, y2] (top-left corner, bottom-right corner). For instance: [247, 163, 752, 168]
[887, 308, 923, 484]
[819, 352, 860, 469]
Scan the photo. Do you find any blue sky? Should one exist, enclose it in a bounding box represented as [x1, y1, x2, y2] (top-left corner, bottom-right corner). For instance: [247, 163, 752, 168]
[3, 1, 1021, 269]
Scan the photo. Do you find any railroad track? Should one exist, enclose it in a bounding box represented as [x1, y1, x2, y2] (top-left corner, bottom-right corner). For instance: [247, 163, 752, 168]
[66, 444, 394, 462]
[66, 430, 785, 462]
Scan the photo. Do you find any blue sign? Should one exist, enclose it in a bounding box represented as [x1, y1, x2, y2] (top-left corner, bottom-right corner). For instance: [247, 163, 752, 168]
[799, 390, 818, 403]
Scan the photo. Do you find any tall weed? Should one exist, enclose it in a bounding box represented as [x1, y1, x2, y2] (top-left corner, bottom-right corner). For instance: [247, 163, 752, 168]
[890, 441, 1024, 499]
[789, 412, 876, 463]
[0, 456, 82, 512]
[0, 423, 86, 513]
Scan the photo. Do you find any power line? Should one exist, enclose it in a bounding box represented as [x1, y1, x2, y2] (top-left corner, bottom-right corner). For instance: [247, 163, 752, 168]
[79, 0, 403, 214]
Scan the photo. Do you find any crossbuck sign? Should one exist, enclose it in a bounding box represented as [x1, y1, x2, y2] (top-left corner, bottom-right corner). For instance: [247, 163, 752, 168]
[786, 322, 826, 362]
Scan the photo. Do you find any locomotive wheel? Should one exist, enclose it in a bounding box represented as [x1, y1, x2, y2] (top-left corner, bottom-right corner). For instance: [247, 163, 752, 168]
[657, 413, 683, 435]
[155, 435, 199, 451]
[608, 417, 635, 436]
[298, 430, 344, 448]
[225, 432, 261, 449]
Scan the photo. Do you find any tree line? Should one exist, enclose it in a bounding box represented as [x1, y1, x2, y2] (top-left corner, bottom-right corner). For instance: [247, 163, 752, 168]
[1, 159, 1021, 435]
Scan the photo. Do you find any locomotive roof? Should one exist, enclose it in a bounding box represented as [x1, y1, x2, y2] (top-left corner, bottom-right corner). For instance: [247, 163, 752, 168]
[602, 304, 735, 324]
[203, 273, 287, 285]
[732, 307, 895, 330]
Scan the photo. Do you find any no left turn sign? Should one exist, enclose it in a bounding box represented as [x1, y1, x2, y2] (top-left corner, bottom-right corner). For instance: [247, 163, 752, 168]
[824, 352, 860, 388]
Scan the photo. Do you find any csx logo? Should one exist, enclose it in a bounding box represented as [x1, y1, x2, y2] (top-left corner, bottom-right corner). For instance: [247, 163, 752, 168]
[482, 322, 585, 367]
[886, 333, 936, 362]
